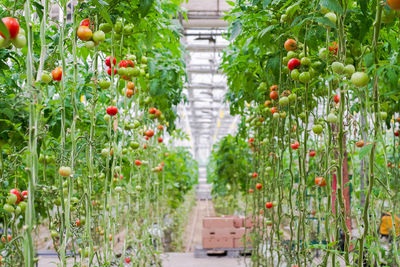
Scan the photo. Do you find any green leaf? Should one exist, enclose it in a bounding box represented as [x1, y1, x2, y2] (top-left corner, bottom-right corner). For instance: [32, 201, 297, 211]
[32, 2, 44, 22]
[230, 20, 242, 41]
[359, 144, 372, 160]
[315, 16, 337, 29]
[138, 0, 154, 17]
[92, 0, 113, 26]
[0, 19, 9, 39]
[320, 0, 344, 14]
[263, 0, 272, 8]
[226, 1, 235, 6]
[358, 0, 369, 15]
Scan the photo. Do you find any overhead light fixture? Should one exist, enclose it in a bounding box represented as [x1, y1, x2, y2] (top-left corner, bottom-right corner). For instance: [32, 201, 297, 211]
[194, 34, 216, 44]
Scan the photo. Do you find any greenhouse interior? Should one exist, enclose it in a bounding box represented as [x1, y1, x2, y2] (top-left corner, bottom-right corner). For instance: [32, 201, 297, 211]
[0, 0, 400, 266]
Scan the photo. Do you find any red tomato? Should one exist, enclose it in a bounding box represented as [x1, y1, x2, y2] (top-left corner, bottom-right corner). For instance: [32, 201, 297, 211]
[125, 257, 131, 263]
[107, 67, 117, 76]
[256, 183, 262, 190]
[355, 140, 364, 148]
[149, 107, 157, 114]
[333, 94, 340, 104]
[106, 106, 118, 116]
[158, 137, 163, 143]
[135, 160, 142, 166]
[145, 129, 154, 137]
[143, 144, 147, 149]
[52, 67, 62, 81]
[265, 202, 273, 209]
[270, 91, 278, 100]
[248, 188, 254, 194]
[0, 17, 19, 39]
[291, 141, 300, 150]
[76, 219, 80, 227]
[118, 60, 134, 68]
[105, 56, 116, 67]
[329, 42, 338, 55]
[270, 85, 278, 91]
[395, 131, 399, 137]
[248, 138, 254, 143]
[10, 189, 21, 204]
[252, 172, 258, 178]
[157, 125, 164, 131]
[145, 136, 149, 140]
[21, 190, 28, 199]
[80, 19, 90, 27]
[271, 107, 278, 114]
[288, 58, 301, 71]
[309, 150, 316, 157]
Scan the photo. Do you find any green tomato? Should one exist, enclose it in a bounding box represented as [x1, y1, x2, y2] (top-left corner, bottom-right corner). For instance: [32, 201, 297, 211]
[12, 34, 26, 48]
[101, 148, 110, 157]
[133, 120, 141, 128]
[282, 67, 290, 74]
[98, 79, 111, 89]
[319, 48, 328, 61]
[282, 56, 289, 65]
[85, 41, 95, 49]
[3, 203, 14, 213]
[291, 69, 300, 81]
[104, 114, 110, 122]
[140, 69, 146, 76]
[0, 36, 11, 48]
[115, 186, 123, 193]
[299, 72, 311, 84]
[312, 124, 323, 134]
[273, 113, 280, 119]
[351, 72, 369, 87]
[114, 20, 123, 33]
[325, 12, 337, 25]
[92, 30, 105, 43]
[300, 57, 311, 66]
[123, 24, 134, 35]
[118, 67, 128, 76]
[41, 71, 52, 84]
[6, 194, 17, 205]
[19, 201, 27, 212]
[127, 54, 137, 61]
[14, 205, 21, 215]
[132, 67, 141, 77]
[288, 93, 297, 103]
[287, 51, 297, 59]
[331, 62, 344, 74]
[327, 113, 338, 123]
[344, 64, 355, 77]
[50, 230, 58, 238]
[144, 96, 152, 104]
[279, 96, 289, 106]
[99, 23, 112, 33]
[380, 112, 388, 120]
[130, 142, 140, 149]
[280, 112, 287, 119]
[141, 56, 148, 64]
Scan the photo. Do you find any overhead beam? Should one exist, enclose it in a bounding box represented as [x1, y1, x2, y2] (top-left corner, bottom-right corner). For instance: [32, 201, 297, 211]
[186, 44, 226, 52]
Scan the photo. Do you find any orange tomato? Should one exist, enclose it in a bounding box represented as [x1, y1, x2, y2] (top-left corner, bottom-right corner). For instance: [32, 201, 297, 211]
[388, 0, 400, 10]
[284, 39, 297, 51]
[52, 67, 62, 81]
[77, 26, 92, 41]
[315, 176, 326, 187]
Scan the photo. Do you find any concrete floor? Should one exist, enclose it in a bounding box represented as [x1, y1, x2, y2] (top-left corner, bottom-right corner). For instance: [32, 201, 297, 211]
[37, 253, 248, 267]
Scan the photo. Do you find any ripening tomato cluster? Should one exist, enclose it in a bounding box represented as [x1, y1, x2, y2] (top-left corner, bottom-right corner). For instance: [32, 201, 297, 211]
[3, 188, 28, 216]
[77, 18, 105, 48]
[0, 17, 26, 49]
